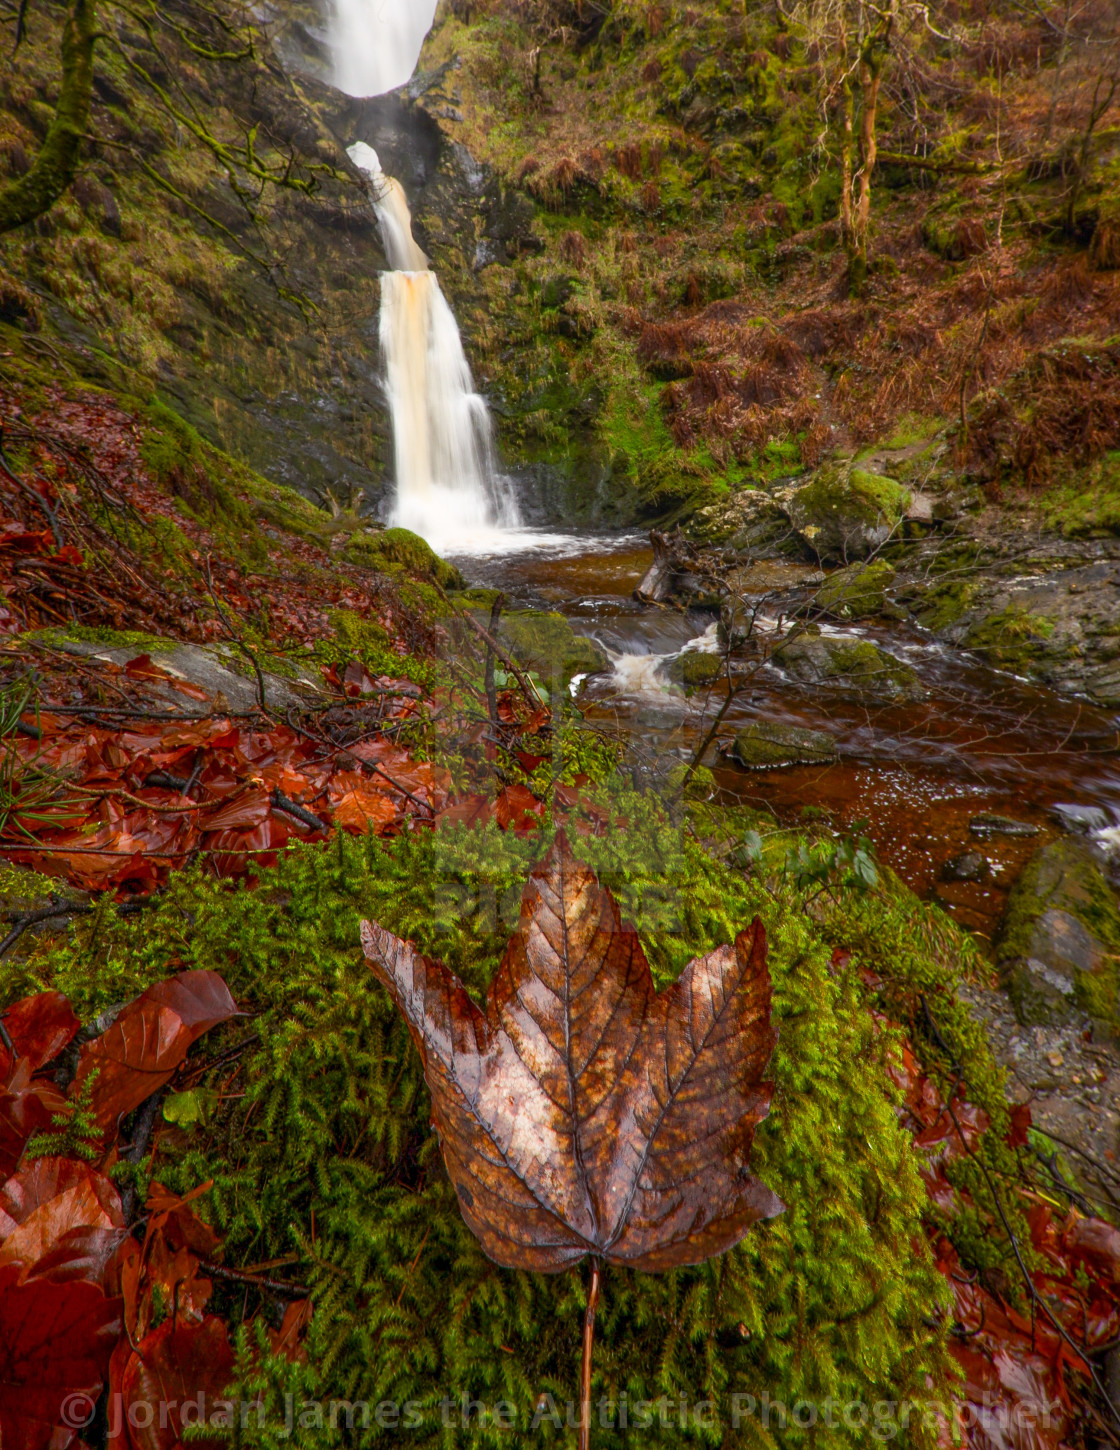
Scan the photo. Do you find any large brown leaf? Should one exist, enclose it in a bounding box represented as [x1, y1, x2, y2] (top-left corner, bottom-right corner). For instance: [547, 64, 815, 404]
[361, 831, 783, 1273]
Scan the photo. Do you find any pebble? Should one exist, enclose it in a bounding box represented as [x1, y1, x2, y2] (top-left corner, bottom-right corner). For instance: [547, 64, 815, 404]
[1047, 1050, 1064, 1068]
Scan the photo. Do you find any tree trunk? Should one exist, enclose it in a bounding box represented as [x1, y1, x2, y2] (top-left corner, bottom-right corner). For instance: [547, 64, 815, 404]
[0, 0, 98, 235]
[838, 31, 856, 282]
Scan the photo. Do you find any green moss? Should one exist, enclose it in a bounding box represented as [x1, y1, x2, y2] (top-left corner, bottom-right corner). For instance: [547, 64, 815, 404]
[9, 798, 960, 1438]
[497, 610, 607, 685]
[963, 604, 1058, 672]
[21, 624, 176, 653]
[1042, 451, 1120, 537]
[997, 839, 1120, 1031]
[344, 528, 466, 591]
[667, 649, 722, 689]
[321, 609, 438, 691]
[817, 559, 896, 619]
[731, 722, 839, 768]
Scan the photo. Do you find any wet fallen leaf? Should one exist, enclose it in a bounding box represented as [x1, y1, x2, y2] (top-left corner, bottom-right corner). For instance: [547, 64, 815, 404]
[71, 972, 238, 1134]
[361, 830, 783, 1273]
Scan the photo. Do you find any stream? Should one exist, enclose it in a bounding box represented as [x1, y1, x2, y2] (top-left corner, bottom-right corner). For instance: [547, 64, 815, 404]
[452, 535, 1120, 939]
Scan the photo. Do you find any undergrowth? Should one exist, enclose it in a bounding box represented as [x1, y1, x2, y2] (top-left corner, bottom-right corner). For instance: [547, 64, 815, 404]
[3, 785, 1005, 1447]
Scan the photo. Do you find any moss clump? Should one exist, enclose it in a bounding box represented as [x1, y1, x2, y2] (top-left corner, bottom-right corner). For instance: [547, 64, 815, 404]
[732, 722, 839, 768]
[1042, 450, 1120, 537]
[141, 397, 254, 536]
[997, 838, 1120, 1031]
[787, 463, 910, 562]
[344, 528, 466, 591]
[963, 603, 1057, 672]
[817, 559, 896, 619]
[498, 609, 607, 685]
[667, 648, 722, 689]
[323, 608, 437, 691]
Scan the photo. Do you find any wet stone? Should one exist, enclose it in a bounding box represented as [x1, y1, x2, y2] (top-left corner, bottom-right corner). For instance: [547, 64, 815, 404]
[969, 814, 1041, 839]
[941, 851, 990, 883]
[730, 723, 839, 769]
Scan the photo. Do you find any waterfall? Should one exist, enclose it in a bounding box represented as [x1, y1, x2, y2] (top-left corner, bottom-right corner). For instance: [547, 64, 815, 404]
[329, 0, 438, 98]
[349, 142, 521, 552]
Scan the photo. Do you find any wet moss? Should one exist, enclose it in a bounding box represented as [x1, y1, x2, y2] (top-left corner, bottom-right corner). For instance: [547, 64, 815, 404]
[963, 604, 1058, 672]
[497, 610, 607, 685]
[343, 528, 465, 591]
[667, 649, 722, 690]
[817, 559, 897, 619]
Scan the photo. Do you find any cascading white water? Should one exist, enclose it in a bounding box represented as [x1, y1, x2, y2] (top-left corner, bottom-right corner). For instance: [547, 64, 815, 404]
[330, 0, 438, 97]
[349, 142, 521, 552]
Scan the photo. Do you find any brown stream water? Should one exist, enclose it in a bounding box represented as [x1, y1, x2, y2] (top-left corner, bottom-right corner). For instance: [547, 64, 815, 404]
[455, 538, 1120, 940]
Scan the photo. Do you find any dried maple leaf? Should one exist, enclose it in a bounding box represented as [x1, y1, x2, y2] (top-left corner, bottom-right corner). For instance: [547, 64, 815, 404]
[361, 831, 782, 1274]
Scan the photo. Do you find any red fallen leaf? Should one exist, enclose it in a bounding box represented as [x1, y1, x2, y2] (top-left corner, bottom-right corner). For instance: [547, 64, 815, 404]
[1063, 1215, 1120, 1284]
[115, 1316, 235, 1450]
[1007, 1101, 1033, 1149]
[320, 662, 343, 689]
[516, 750, 547, 773]
[343, 660, 376, 696]
[54, 544, 85, 567]
[0, 1058, 69, 1179]
[0, 1157, 124, 1268]
[0, 991, 80, 1074]
[436, 793, 492, 829]
[268, 1298, 313, 1362]
[0, 1261, 122, 1450]
[494, 783, 545, 835]
[70, 972, 238, 1134]
[202, 790, 271, 832]
[329, 779, 399, 835]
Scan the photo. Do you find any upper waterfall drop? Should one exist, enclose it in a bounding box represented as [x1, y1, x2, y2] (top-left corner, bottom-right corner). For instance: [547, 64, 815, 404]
[349, 142, 521, 553]
[329, 0, 438, 98]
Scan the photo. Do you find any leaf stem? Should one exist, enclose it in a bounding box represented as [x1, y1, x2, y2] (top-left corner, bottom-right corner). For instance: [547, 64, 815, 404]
[579, 1258, 602, 1450]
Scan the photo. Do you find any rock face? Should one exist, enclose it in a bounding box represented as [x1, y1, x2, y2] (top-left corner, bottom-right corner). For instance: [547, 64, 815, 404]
[817, 560, 896, 619]
[771, 633, 923, 701]
[785, 465, 910, 563]
[731, 723, 839, 768]
[497, 611, 607, 685]
[997, 839, 1120, 1030]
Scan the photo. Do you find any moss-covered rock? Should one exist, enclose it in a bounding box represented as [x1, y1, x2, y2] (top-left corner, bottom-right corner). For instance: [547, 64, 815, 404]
[772, 633, 923, 700]
[963, 603, 1057, 673]
[817, 559, 897, 619]
[666, 649, 722, 689]
[731, 722, 839, 768]
[997, 838, 1120, 1031]
[344, 527, 465, 590]
[786, 464, 910, 563]
[497, 610, 607, 684]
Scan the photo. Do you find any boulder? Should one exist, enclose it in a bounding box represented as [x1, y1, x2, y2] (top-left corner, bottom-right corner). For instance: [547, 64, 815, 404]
[941, 850, 990, 883]
[817, 559, 896, 619]
[731, 723, 839, 769]
[667, 650, 722, 689]
[497, 610, 607, 686]
[969, 814, 1040, 839]
[786, 464, 910, 563]
[771, 632, 923, 701]
[997, 838, 1120, 1030]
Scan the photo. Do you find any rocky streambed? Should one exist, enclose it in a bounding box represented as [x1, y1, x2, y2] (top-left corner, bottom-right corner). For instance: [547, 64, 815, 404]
[451, 468, 1120, 1202]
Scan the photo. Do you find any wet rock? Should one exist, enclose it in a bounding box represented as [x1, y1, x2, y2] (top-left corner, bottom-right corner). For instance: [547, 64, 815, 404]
[997, 838, 1120, 1030]
[817, 559, 896, 619]
[731, 723, 839, 769]
[634, 530, 722, 606]
[667, 650, 722, 689]
[784, 463, 910, 563]
[686, 489, 793, 552]
[1051, 802, 1112, 834]
[941, 850, 990, 883]
[969, 814, 1041, 839]
[497, 610, 607, 686]
[771, 633, 923, 701]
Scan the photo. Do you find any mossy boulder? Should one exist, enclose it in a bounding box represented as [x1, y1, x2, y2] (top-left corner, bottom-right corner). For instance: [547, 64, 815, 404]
[997, 838, 1120, 1031]
[962, 603, 1057, 673]
[497, 610, 607, 685]
[786, 464, 910, 563]
[731, 722, 839, 768]
[817, 560, 896, 619]
[344, 527, 465, 590]
[666, 649, 722, 689]
[772, 633, 923, 700]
